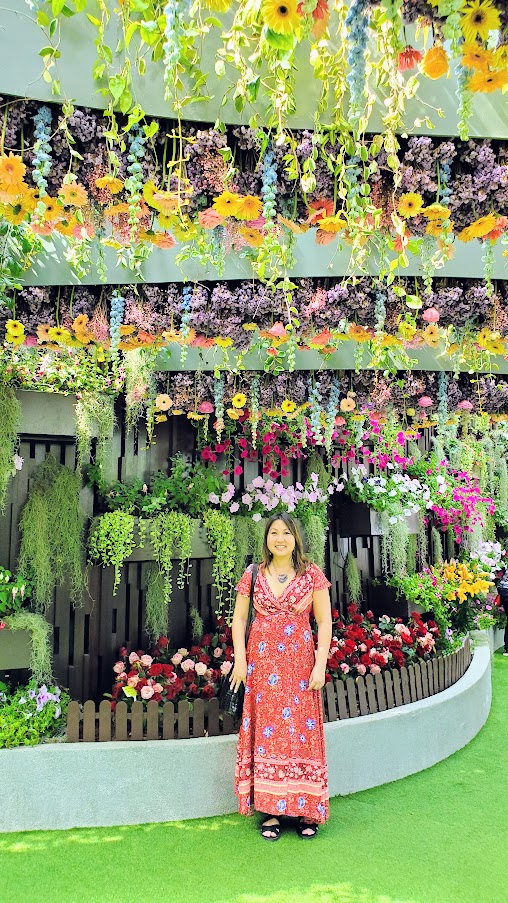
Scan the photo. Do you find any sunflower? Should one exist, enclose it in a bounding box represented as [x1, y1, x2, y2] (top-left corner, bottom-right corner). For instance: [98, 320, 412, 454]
[423, 324, 441, 348]
[235, 195, 263, 220]
[421, 203, 449, 221]
[232, 392, 247, 409]
[155, 393, 173, 411]
[281, 399, 297, 413]
[203, 0, 232, 10]
[460, 0, 501, 43]
[239, 226, 264, 247]
[421, 45, 449, 79]
[261, 0, 301, 35]
[54, 217, 79, 237]
[397, 192, 424, 218]
[212, 191, 242, 218]
[468, 68, 508, 92]
[5, 319, 24, 338]
[458, 213, 498, 241]
[58, 182, 89, 207]
[42, 198, 61, 221]
[0, 153, 26, 190]
[95, 175, 123, 194]
[340, 397, 356, 412]
[461, 42, 494, 71]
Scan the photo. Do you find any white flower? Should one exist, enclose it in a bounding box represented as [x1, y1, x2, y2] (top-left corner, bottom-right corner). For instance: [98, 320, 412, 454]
[12, 454, 24, 473]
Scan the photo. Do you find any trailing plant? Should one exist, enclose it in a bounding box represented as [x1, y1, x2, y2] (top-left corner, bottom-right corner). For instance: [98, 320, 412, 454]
[75, 391, 115, 475]
[303, 513, 326, 569]
[406, 533, 418, 576]
[190, 607, 204, 643]
[202, 510, 236, 618]
[148, 511, 193, 619]
[0, 566, 30, 618]
[345, 552, 362, 604]
[0, 386, 21, 512]
[144, 566, 168, 644]
[431, 526, 444, 565]
[88, 511, 136, 594]
[233, 516, 252, 584]
[3, 610, 53, 684]
[18, 455, 85, 611]
[250, 517, 266, 566]
[0, 678, 68, 749]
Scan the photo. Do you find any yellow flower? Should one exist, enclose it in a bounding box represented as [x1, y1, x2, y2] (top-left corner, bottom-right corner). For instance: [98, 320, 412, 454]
[58, 182, 89, 207]
[460, 0, 501, 43]
[317, 215, 347, 233]
[398, 321, 417, 340]
[397, 193, 424, 218]
[425, 219, 452, 237]
[261, 0, 301, 35]
[95, 175, 124, 194]
[203, 0, 232, 9]
[235, 195, 263, 221]
[461, 42, 494, 71]
[155, 394, 173, 411]
[226, 408, 241, 420]
[5, 319, 25, 341]
[42, 198, 61, 221]
[421, 45, 449, 79]
[239, 227, 264, 247]
[458, 214, 498, 241]
[215, 336, 233, 347]
[340, 397, 356, 412]
[242, 322, 258, 331]
[155, 414, 168, 423]
[232, 392, 247, 409]
[171, 216, 198, 241]
[151, 190, 180, 215]
[485, 338, 505, 355]
[1, 201, 28, 225]
[423, 324, 441, 348]
[47, 326, 71, 343]
[281, 399, 297, 413]
[212, 191, 242, 218]
[468, 68, 508, 93]
[54, 217, 79, 237]
[422, 203, 450, 221]
[0, 153, 26, 190]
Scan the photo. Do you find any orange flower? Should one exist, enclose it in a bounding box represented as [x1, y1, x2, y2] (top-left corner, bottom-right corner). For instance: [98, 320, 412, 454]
[315, 229, 336, 245]
[483, 216, 508, 242]
[422, 45, 449, 79]
[104, 203, 130, 217]
[277, 214, 309, 234]
[307, 198, 334, 224]
[348, 324, 372, 342]
[468, 68, 508, 93]
[235, 195, 263, 221]
[150, 232, 176, 248]
[95, 175, 123, 194]
[199, 207, 225, 229]
[318, 215, 347, 233]
[42, 198, 61, 221]
[461, 43, 494, 71]
[0, 153, 26, 189]
[423, 324, 440, 348]
[239, 226, 264, 247]
[151, 190, 180, 215]
[58, 182, 89, 207]
[340, 397, 356, 412]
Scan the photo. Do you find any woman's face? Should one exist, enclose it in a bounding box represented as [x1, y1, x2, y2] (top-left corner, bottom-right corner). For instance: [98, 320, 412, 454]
[266, 519, 296, 560]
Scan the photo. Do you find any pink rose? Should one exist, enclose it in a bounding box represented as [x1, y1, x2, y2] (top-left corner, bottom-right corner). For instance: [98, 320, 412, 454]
[181, 658, 195, 672]
[113, 661, 126, 674]
[171, 653, 183, 665]
[152, 683, 163, 693]
[129, 652, 140, 664]
[356, 664, 367, 676]
[127, 676, 139, 687]
[340, 664, 350, 674]
[140, 654, 153, 668]
[140, 685, 154, 699]
[213, 647, 223, 658]
[195, 662, 207, 676]
[220, 661, 233, 675]
[370, 664, 381, 675]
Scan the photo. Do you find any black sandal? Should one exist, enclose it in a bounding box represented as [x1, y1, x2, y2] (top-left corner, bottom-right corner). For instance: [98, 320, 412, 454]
[297, 818, 319, 839]
[260, 816, 282, 841]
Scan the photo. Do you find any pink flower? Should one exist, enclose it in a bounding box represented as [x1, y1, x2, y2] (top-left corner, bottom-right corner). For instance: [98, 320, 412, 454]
[356, 664, 367, 676]
[127, 676, 140, 687]
[195, 662, 207, 676]
[398, 46, 423, 71]
[198, 401, 214, 414]
[457, 399, 474, 410]
[220, 661, 233, 675]
[340, 663, 350, 674]
[199, 208, 224, 229]
[140, 654, 153, 668]
[113, 661, 126, 674]
[140, 685, 154, 700]
[370, 664, 381, 675]
[267, 321, 286, 338]
[418, 396, 433, 408]
[171, 653, 183, 665]
[181, 658, 195, 672]
[128, 652, 140, 664]
[422, 307, 440, 323]
[234, 465, 243, 476]
[213, 647, 223, 658]
[152, 683, 163, 693]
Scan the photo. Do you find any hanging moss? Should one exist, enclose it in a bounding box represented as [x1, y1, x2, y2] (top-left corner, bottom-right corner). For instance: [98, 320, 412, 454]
[18, 455, 85, 612]
[88, 510, 136, 594]
[5, 610, 53, 683]
[303, 514, 326, 568]
[250, 518, 266, 565]
[75, 391, 115, 475]
[345, 552, 362, 603]
[144, 566, 168, 643]
[406, 533, 417, 575]
[147, 512, 193, 621]
[233, 516, 252, 584]
[431, 527, 443, 565]
[417, 513, 428, 570]
[0, 387, 21, 512]
[190, 607, 204, 642]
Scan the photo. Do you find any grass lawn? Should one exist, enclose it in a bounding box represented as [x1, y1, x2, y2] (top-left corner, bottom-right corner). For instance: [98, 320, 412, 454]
[1, 653, 507, 903]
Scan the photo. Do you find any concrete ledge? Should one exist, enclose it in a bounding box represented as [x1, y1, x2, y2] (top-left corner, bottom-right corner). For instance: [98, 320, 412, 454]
[0, 647, 491, 833]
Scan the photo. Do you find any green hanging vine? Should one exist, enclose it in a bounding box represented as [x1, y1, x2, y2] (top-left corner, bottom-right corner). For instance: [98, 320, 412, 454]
[147, 512, 193, 626]
[88, 510, 136, 594]
[18, 455, 85, 611]
[144, 566, 168, 643]
[75, 391, 115, 475]
[4, 610, 53, 684]
[0, 387, 21, 512]
[202, 510, 236, 618]
[302, 514, 327, 568]
[345, 552, 362, 604]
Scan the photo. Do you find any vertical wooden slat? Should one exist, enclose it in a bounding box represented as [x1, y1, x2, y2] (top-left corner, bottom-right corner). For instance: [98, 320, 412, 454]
[420, 661, 430, 698]
[365, 674, 378, 713]
[324, 682, 338, 722]
[130, 700, 143, 740]
[374, 672, 387, 711]
[335, 680, 349, 719]
[162, 702, 175, 739]
[177, 700, 190, 739]
[66, 700, 81, 742]
[192, 699, 205, 737]
[444, 655, 451, 689]
[400, 669, 411, 705]
[356, 677, 369, 716]
[146, 700, 160, 739]
[115, 701, 128, 740]
[407, 665, 417, 702]
[207, 697, 220, 736]
[82, 700, 97, 742]
[414, 663, 423, 701]
[438, 657, 445, 693]
[391, 670, 403, 707]
[431, 660, 439, 694]
[427, 659, 435, 696]
[384, 671, 395, 709]
[99, 700, 112, 741]
[345, 677, 359, 717]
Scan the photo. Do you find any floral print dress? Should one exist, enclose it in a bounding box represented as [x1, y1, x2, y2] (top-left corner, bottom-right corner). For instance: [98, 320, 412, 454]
[234, 561, 331, 824]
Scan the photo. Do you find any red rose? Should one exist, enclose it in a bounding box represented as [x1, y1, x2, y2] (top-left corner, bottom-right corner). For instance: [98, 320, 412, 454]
[360, 653, 371, 666]
[162, 664, 174, 677]
[153, 693, 163, 702]
[158, 636, 169, 648]
[149, 663, 164, 677]
[112, 684, 123, 698]
[331, 609, 339, 619]
[183, 672, 195, 685]
[216, 617, 226, 629]
[324, 673, 332, 683]
[119, 646, 128, 657]
[201, 634, 213, 646]
[188, 683, 199, 695]
[190, 645, 202, 655]
[137, 678, 147, 689]
[352, 614, 363, 624]
[165, 687, 178, 701]
[198, 653, 211, 665]
[201, 685, 215, 699]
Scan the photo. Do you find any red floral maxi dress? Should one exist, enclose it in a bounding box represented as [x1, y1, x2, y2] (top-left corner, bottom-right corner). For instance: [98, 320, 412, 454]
[234, 561, 331, 824]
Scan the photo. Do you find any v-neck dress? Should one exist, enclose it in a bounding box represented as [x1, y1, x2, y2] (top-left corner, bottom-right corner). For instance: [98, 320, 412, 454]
[234, 561, 331, 824]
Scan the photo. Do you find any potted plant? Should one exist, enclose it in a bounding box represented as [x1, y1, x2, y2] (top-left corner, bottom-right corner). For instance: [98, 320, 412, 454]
[0, 566, 32, 670]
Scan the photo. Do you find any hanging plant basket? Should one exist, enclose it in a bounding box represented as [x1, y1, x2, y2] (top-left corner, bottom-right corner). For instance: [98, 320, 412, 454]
[0, 627, 31, 670]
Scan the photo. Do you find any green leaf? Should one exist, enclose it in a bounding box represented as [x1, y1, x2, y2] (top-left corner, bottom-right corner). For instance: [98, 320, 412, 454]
[122, 686, 138, 698]
[108, 75, 126, 101]
[39, 46, 55, 57]
[143, 121, 159, 139]
[246, 77, 260, 104]
[51, 79, 62, 96]
[92, 60, 106, 80]
[52, 0, 66, 16]
[74, 0, 87, 11]
[262, 27, 295, 52]
[49, 18, 58, 37]
[124, 21, 139, 48]
[118, 87, 133, 114]
[36, 10, 51, 26]
[234, 94, 245, 113]
[87, 14, 101, 26]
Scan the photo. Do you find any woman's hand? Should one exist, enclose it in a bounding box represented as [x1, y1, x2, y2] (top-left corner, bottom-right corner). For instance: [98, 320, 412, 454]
[308, 665, 326, 691]
[229, 657, 248, 693]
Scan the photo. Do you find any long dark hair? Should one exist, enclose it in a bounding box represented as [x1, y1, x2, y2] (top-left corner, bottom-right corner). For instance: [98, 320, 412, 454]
[262, 512, 308, 576]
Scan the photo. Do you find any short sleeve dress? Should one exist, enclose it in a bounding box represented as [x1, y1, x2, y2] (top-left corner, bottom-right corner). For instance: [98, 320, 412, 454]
[234, 561, 331, 824]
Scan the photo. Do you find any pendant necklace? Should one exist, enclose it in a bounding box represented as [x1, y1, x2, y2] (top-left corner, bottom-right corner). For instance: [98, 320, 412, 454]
[277, 573, 289, 584]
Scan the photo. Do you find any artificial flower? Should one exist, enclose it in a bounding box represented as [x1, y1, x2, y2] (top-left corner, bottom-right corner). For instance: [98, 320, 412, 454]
[425, 219, 452, 237]
[42, 198, 61, 221]
[72, 315, 89, 332]
[468, 68, 508, 92]
[397, 193, 424, 218]
[261, 0, 301, 36]
[0, 153, 26, 190]
[199, 208, 225, 229]
[1, 201, 28, 225]
[155, 394, 173, 411]
[36, 324, 52, 342]
[423, 324, 440, 348]
[104, 203, 130, 217]
[215, 336, 233, 347]
[95, 175, 123, 194]
[236, 195, 263, 220]
[58, 182, 89, 207]
[281, 399, 297, 413]
[151, 190, 180, 215]
[461, 43, 494, 71]
[307, 198, 334, 224]
[422, 307, 440, 323]
[422, 45, 449, 79]
[232, 392, 247, 409]
[47, 326, 72, 343]
[239, 226, 264, 247]
[421, 203, 450, 221]
[317, 215, 347, 233]
[212, 191, 242, 217]
[5, 319, 24, 338]
[460, 0, 501, 43]
[457, 214, 498, 241]
[340, 397, 356, 412]
[203, 0, 232, 10]
[398, 46, 423, 71]
[150, 232, 176, 248]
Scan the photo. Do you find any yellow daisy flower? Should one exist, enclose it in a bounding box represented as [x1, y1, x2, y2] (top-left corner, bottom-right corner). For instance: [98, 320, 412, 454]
[95, 175, 124, 194]
[212, 191, 242, 218]
[47, 326, 72, 343]
[281, 399, 297, 413]
[468, 68, 508, 93]
[421, 203, 449, 221]
[461, 42, 494, 71]
[317, 215, 347, 233]
[232, 392, 247, 409]
[397, 193, 424, 218]
[42, 198, 61, 221]
[458, 214, 498, 241]
[239, 227, 264, 247]
[0, 153, 26, 190]
[460, 0, 501, 43]
[261, 0, 301, 35]
[423, 324, 441, 348]
[215, 336, 233, 347]
[235, 195, 263, 221]
[58, 182, 89, 207]
[5, 319, 25, 338]
[226, 408, 241, 420]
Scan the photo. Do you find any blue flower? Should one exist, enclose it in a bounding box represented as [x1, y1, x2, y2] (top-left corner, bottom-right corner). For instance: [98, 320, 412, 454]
[306, 718, 316, 730]
[242, 717, 250, 730]
[304, 630, 311, 641]
[299, 680, 308, 691]
[294, 695, 300, 704]
[268, 673, 279, 686]
[257, 745, 266, 755]
[298, 796, 305, 809]
[281, 707, 291, 720]
[276, 800, 287, 812]
[256, 692, 262, 703]
[247, 663, 255, 676]
[289, 726, 295, 735]
[317, 803, 325, 815]
[263, 726, 274, 738]
[299, 734, 306, 743]
[258, 641, 266, 653]
[276, 643, 286, 652]
[284, 625, 295, 636]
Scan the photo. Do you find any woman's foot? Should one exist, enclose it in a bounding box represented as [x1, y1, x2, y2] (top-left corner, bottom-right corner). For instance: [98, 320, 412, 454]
[260, 816, 281, 841]
[297, 817, 319, 839]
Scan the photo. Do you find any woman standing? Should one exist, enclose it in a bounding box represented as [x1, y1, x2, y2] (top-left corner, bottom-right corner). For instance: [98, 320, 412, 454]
[230, 512, 332, 840]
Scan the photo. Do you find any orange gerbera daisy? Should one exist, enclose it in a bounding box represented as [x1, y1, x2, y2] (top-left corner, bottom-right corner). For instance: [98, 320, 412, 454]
[235, 195, 263, 221]
[458, 214, 498, 241]
[468, 68, 508, 93]
[212, 191, 242, 218]
[95, 175, 123, 194]
[461, 42, 494, 71]
[58, 182, 89, 207]
[0, 153, 26, 189]
[104, 203, 130, 217]
[239, 227, 264, 247]
[150, 232, 177, 249]
[422, 45, 449, 79]
[423, 324, 440, 348]
[307, 198, 334, 224]
[42, 198, 61, 221]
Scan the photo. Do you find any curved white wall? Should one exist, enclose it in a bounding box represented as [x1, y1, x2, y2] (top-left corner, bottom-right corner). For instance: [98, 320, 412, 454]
[0, 646, 492, 833]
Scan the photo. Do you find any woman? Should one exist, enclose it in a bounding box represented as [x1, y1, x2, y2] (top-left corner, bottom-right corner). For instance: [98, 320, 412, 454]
[230, 512, 332, 841]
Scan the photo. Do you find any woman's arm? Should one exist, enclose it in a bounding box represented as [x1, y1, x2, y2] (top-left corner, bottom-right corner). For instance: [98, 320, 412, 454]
[230, 592, 250, 692]
[308, 587, 332, 691]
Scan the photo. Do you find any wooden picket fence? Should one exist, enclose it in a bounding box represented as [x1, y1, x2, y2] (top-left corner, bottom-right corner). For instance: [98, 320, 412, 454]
[66, 638, 472, 742]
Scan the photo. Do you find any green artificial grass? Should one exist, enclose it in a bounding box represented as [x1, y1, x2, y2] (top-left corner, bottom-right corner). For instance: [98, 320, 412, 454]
[2, 655, 508, 903]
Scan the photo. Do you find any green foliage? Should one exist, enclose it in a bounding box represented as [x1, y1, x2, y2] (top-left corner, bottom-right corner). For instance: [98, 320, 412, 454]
[431, 526, 443, 564]
[303, 513, 326, 568]
[233, 516, 252, 584]
[0, 566, 31, 618]
[18, 455, 85, 611]
[75, 391, 115, 474]
[190, 607, 204, 643]
[0, 679, 68, 749]
[406, 533, 417, 575]
[144, 566, 168, 644]
[387, 573, 451, 649]
[202, 510, 236, 617]
[4, 610, 53, 683]
[0, 386, 21, 512]
[250, 517, 266, 564]
[88, 510, 136, 594]
[345, 552, 362, 603]
[147, 511, 193, 626]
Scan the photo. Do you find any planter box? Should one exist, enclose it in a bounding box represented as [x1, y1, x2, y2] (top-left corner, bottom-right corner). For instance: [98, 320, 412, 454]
[337, 500, 420, 537]
[367, 585, 426, 620]
[126, 518, 213, 562]
[0, 628, 31, 670]
[470, 627, 506, 657]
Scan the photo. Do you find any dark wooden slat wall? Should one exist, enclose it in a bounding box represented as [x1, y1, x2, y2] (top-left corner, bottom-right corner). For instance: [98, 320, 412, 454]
[0, 402, 430, 701]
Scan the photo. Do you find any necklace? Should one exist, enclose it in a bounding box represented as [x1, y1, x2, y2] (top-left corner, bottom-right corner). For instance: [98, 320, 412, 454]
[270, 566, 291, 584]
